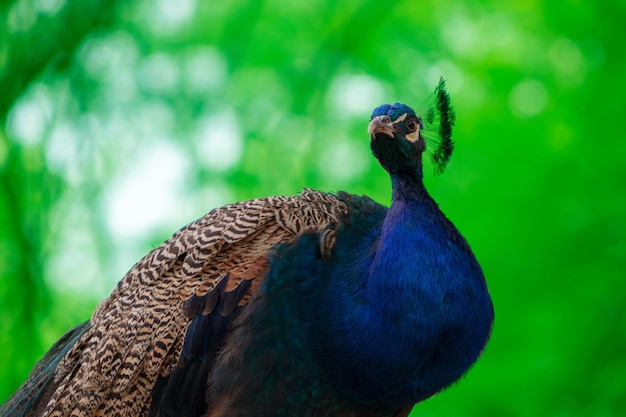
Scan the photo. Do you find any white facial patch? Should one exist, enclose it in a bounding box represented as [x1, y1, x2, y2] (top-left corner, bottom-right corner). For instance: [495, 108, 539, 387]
[392, 113, 420, 143]
[405, 131, 420, 143]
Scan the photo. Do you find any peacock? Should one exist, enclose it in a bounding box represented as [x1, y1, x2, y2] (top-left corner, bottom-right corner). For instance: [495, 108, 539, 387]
[1, 79, 494, 417]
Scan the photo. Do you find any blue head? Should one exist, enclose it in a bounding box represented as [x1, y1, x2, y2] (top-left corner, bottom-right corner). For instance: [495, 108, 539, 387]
[369, 80, 456, 176]
[368, 103, 425, 177]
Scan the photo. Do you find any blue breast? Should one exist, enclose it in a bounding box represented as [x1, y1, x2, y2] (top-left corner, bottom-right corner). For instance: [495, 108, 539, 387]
[262, 191, 493, 410]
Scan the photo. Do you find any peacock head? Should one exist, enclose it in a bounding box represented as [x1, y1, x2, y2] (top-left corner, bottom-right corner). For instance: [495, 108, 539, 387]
[368, 79, 456, 177]
[368, 103, 424, 176]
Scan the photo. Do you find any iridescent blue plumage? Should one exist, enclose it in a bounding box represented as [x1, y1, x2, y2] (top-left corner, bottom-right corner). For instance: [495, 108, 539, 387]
[0, 81, 492, 417]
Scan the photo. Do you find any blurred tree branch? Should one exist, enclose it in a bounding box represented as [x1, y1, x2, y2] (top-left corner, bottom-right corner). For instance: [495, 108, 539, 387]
[0, 0, 122, 119]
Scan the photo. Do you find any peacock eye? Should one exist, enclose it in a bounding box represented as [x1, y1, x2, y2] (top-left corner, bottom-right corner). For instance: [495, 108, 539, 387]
[406, 118, 418, 132]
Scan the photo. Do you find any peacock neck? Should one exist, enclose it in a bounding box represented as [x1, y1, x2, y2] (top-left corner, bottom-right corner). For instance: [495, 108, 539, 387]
[390, 170, 426, 202]
[368, 170, 445, 315]
[387, 167, 437, 227]
[330, 170, 456, 406]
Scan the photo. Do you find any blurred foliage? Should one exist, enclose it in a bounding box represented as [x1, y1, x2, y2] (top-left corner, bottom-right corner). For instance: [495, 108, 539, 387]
[1, 0, 625, 416]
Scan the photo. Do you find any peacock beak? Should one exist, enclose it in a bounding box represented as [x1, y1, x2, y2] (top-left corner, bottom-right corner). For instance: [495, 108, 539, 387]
[368, 115, 396, 138]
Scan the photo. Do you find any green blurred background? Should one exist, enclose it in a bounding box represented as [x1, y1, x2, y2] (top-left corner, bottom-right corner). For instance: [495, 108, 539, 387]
[1, 0, 624, 415]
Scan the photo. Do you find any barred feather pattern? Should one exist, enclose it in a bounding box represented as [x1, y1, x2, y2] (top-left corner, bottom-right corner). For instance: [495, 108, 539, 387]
[39, 189, 349, 417]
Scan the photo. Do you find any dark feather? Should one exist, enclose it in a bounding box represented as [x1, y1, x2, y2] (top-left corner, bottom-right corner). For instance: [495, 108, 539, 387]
[150, 275, 251, 417]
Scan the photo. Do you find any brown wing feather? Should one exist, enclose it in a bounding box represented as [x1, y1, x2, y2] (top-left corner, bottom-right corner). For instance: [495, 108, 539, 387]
[39, 189, 348, 417]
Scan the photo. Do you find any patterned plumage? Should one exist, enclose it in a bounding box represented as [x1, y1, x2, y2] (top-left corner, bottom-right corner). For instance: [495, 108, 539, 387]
[1, 81, 494, 417]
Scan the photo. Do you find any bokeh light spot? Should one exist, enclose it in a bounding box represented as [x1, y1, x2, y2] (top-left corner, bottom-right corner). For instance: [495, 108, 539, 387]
[194, 111, 244, 171]
[6, 84, 53, 146]
[509, 79, 549, 118]
[138, 53, 180, 94]
[549, 38, 585, 86]
[105, 142, 190, 239]
[319, 140, 367, 182]
[329, 74, 385, 117]
[182, 47, 228, 94]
